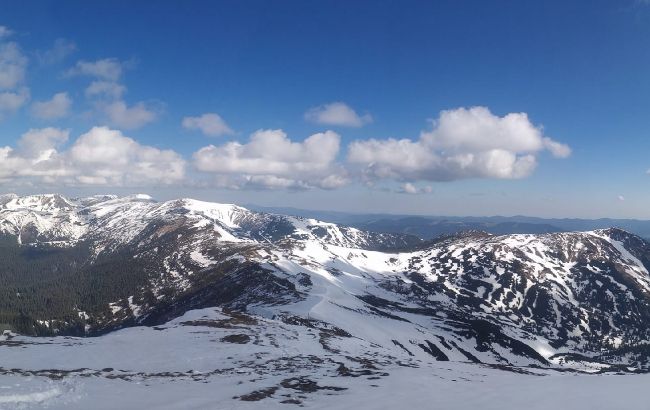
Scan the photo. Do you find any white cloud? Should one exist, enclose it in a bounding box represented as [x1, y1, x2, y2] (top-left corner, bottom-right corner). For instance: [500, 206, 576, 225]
[0, 87, 29, 116]
[182, 113, 234, 137]
[85, 80, 126, 99]
[0, 26, 12, 38]
[31, 92, 72, 119]
[70, 57, 156, 129]
[37, 38, 77, 65]
[0, 41, 27, 90]
[0, 30, 29, 120]
[305, 102, 372, 127]
[100, 100, 158, 129]
[618, 195, 625, 202]
[542, 137, 571, 158]
[0, 126, 185, 186]
[0, 128, 72, 181]
[401, 183, 418, 194]
[67, 127, 184, 185]
[399, 183, 432, 194]
[348, 106, 570, 182]
[193, 129, 347, 189]
[17, 127, 69, 158]
[67, 58, 123, 81]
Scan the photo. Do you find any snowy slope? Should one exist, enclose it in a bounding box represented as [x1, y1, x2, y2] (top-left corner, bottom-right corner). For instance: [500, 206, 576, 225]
[0, 194, 650, 373]
[1, 308, 650, 409]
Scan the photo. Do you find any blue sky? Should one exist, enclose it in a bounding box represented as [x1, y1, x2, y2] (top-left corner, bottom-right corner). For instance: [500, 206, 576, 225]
[0, 0, 650, 218]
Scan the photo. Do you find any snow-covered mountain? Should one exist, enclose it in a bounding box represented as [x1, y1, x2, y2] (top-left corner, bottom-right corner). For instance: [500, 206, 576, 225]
[2, 194, 650, 373]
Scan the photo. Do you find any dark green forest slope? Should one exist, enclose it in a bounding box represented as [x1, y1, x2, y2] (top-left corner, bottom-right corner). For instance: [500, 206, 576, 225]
[0, 235, 150, 335]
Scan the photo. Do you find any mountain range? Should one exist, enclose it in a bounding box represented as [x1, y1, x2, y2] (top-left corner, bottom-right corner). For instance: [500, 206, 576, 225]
[248, 204, 650, 239]
[1, 193, 650, 373]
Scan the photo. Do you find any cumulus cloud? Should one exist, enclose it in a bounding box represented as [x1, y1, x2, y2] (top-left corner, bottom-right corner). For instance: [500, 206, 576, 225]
[305, 102, 372, 128]
[0, 87, 29, 116]
[68, 57, 159, 129]
[85, 80, 126, 99]
[348, 106, 570, 182]
[401, 183, 418, 194]
[182, 113, 234, 137]
[0, 126, 185, 186]
[66, 58, 124, 81]
[100, 100, 158, 129]
[0, 41, 27, 90]
[68, 127, 183, 185]
[193, 129, 347, 189]
[31, 92, 72, 119]
[17, 127, 69, 158]
[67, 58, 126, 99]
[399, 183, 432, 194]
[0, 128, 72, 181]
[0, 26, 12, 38]
[37, 38, 77, 65]
[0, 29, 29, 119]
[542, 137, 571, 158]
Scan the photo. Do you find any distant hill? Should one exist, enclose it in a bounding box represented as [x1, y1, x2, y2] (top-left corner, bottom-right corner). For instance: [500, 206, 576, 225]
[246, 205, 650, 240]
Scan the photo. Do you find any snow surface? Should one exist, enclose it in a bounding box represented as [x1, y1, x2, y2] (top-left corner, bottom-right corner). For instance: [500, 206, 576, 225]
[1, 196, 650, 408]
[0, 307, 648, 410]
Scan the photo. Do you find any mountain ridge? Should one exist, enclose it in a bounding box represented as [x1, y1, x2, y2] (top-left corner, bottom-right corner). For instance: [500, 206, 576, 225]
[1, 194, 650, 373]
[247, 204, 650, 239]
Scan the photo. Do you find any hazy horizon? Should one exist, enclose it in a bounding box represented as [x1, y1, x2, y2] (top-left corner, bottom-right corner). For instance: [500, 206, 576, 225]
[3, 189, 650, 221]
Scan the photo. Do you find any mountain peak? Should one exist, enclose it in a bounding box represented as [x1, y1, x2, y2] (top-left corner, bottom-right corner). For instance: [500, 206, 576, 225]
[0, 193, 650, 373]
